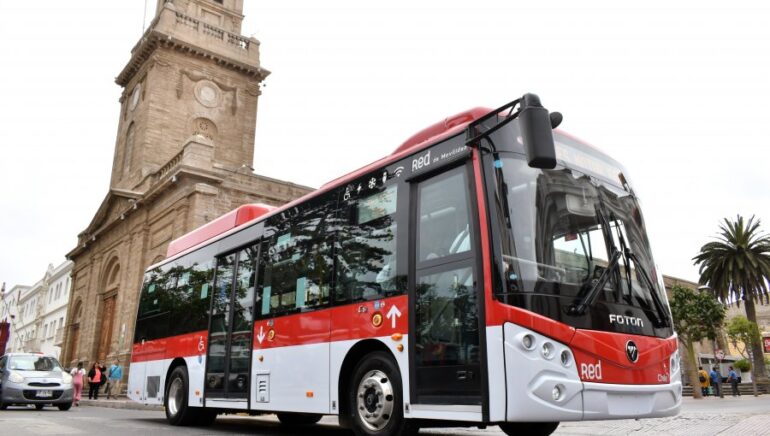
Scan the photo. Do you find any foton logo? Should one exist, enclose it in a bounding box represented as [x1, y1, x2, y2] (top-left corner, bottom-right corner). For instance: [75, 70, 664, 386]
[609, 314, 644, 328]
[412, 150, 431, 171]
[580, 360, 603, 381]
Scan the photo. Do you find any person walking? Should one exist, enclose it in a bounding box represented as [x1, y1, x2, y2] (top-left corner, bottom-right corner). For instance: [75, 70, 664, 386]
[727, 366, 741, 397]
[70, 362, 86, 406]
[709, 366, 721, 398]
[105, 359, 123, 400]
[87, 362, 103, 400]
[698, 366, 710, 396]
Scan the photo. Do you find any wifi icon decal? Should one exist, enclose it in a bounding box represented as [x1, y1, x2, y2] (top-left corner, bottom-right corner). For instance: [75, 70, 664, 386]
[394, 166, 404, 177]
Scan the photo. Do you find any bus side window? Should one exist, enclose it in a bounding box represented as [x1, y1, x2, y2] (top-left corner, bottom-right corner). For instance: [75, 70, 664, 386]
[335, 183, 399, 303]
[257, 194, 335, 317]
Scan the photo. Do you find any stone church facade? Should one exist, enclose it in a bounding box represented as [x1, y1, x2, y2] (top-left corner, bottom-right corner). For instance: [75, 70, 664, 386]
[61, 0, 312, 369]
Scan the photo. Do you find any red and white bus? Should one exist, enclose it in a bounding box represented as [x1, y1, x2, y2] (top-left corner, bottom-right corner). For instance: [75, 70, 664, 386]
[128, 94, 680, 436]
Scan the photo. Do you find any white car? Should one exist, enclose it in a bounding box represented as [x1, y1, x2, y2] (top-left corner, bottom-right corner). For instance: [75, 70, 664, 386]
[0, 353, 74, 410]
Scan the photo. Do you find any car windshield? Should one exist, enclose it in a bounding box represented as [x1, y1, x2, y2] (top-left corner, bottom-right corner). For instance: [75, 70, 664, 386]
[486, 150, 673, 338]
[9, 355, 62, 371]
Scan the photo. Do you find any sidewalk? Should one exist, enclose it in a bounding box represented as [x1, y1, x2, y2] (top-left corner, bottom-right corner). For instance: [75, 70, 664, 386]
[77, 397, 162, 411]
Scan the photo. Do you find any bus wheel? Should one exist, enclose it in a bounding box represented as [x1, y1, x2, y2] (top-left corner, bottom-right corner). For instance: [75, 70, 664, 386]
[499, 422, 560, 436]
[349, 351, 417, 436]
[276, 412, 323, 426]
[165, 366, 197, 426]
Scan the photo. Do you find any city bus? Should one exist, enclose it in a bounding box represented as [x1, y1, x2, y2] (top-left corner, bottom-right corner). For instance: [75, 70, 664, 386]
[128, 94, 681, 436]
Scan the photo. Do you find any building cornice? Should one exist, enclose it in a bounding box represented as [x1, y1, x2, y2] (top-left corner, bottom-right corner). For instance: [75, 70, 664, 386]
[116, 6, 269, 87]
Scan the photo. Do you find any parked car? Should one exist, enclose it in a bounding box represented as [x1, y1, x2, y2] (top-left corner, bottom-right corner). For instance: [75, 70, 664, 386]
[0, 353, 73, 410]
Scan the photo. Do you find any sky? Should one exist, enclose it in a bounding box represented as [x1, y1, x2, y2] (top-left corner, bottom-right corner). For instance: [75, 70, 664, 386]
[1, 0, 769, 289]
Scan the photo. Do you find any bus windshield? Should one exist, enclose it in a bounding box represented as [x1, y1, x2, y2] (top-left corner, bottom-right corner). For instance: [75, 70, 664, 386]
[487, 146, 672, 338]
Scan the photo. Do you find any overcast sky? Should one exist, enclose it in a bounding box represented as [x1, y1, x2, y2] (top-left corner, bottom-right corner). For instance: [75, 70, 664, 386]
[1, 1, 769, 289]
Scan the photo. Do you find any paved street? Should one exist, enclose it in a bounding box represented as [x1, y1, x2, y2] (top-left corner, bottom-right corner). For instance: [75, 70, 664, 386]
[0, 396, 769, 435]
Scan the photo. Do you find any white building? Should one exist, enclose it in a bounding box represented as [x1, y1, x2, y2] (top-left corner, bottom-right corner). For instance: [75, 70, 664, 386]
[1, 284, 27, 355]
[4, 261, 72, 358]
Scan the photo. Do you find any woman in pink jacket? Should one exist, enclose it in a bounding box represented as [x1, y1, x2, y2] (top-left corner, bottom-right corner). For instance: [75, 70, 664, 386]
[70, 362, 86, 406]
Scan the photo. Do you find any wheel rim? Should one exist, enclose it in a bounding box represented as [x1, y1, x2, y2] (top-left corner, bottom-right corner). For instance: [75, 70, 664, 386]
[356, 369, 395, 431]
[167, 377, 184, 417]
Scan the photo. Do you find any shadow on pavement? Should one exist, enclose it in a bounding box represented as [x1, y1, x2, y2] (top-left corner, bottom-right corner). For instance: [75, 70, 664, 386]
[130, 416, 353, 435]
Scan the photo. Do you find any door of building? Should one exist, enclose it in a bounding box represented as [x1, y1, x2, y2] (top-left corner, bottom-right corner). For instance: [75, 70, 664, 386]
[97, 294, 116, 362]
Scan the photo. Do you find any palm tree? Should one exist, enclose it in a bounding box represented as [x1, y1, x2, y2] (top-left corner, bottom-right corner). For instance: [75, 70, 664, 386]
[693, 215, 770, 378]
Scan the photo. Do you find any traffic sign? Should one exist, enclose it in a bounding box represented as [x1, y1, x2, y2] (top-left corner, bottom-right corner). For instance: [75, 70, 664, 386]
[715, 349, 725, 361]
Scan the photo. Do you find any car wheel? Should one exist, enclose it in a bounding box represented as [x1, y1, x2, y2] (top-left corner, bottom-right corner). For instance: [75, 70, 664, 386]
[499, 422, 560, 436]
[35, 404, 45, 410]
[58, 403, 73, 411]
[349, 351, 418, 436]
[276, 412, 323, 426]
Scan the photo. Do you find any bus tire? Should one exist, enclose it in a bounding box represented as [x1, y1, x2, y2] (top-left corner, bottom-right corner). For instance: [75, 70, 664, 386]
[276, 412, 323, 426]
[499, 422, 559, 436]
[164, 366, 197, 426]
[349, 351, 418, 436]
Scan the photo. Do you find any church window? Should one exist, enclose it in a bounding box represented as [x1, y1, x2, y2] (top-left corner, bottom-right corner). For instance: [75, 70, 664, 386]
[123, 123, 136, 178]
[192, 117, 217, 140]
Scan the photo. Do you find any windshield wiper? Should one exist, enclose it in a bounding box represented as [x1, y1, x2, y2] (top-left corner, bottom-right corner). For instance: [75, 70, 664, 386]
[568, 249, 622, 316]
[626, 250, 669, 327]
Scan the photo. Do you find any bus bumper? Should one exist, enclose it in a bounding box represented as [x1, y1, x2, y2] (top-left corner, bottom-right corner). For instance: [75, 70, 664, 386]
[502, 323, 682, 422]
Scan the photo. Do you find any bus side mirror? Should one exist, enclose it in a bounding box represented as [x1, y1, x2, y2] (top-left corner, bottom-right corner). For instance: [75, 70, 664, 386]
[519, 93, 559, 169]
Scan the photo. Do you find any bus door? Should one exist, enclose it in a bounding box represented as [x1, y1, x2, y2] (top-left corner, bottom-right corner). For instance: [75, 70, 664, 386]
[409, 164, 484, 405]
[204, 245, 259, 402]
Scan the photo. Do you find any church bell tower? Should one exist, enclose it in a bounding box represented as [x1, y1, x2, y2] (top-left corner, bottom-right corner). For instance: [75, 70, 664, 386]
[111, 0, 269, 191]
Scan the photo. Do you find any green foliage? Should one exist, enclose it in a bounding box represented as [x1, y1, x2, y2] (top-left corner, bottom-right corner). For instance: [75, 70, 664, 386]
[734, 359, 751, 372]
[693, 214, 770, 306]
[669, 284, 726, 344]
[726, 315, 762, 359]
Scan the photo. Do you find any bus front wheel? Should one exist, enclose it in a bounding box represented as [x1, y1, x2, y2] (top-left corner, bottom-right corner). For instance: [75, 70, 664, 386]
[348, 351, 418, 436]
[499, 422, 560, 436]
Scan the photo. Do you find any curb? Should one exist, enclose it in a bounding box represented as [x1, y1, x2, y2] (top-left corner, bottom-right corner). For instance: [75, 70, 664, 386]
[77, 398, 163, 412]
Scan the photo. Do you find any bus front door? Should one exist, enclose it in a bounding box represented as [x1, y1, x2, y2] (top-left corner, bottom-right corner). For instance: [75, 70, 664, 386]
[205, 246, 258, 402]
[410, 165, 484, 406]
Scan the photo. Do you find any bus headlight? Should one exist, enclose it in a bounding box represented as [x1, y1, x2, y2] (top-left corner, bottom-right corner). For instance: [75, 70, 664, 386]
[560, 350, 572, 367]
[541, 342, 555, 360]
[9, 371, 25, 384]
[521, 334, 535, 350]
[552, 384, 564, 401]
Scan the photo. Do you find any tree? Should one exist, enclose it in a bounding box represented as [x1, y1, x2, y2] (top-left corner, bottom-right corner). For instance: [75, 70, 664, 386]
[669, 284, 726, 399]
[726, 315, 762, 396]
[693, 215, 770, 378]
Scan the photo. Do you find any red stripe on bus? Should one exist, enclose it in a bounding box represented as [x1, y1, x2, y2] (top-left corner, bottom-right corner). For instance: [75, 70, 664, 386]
[131, 295, 409, 362]
[131, 331, 208, 363]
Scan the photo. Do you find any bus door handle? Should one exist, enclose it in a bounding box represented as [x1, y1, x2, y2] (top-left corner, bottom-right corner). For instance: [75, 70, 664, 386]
[456, 370, 473, 381]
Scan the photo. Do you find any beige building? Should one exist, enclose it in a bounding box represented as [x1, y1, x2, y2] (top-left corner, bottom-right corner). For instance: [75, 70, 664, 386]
[61, 0, 312, 369]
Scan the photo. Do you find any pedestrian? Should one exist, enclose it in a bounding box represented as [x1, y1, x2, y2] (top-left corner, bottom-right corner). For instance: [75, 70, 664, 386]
[70, 362, 86, 406]
[697, 366, 710, 396]
[99, 362, 108, 393]
[709, 366, 721, 397]
[87, 362, 103, 400]
[727, 365, 741, 397]
[105, 359, 123, 400]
